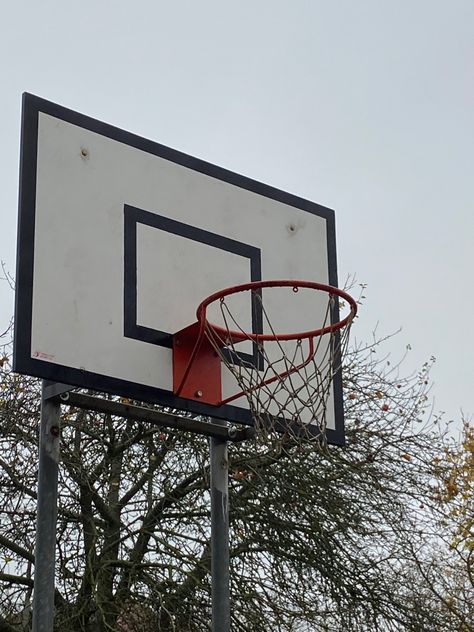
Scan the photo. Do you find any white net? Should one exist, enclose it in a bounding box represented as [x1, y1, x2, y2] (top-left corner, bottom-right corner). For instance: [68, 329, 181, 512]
[202, 285, 355, 444]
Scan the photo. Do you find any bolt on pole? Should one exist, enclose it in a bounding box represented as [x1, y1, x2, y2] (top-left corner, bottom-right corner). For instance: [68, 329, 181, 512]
[32, 381, 61, 632]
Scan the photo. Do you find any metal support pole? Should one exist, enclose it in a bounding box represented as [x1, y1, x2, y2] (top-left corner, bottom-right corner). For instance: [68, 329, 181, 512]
[210, 425, 230, 632]
[32, 381, 61, 632]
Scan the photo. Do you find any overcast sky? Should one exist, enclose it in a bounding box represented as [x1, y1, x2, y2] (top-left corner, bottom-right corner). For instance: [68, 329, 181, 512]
[0, 1, 472, 434]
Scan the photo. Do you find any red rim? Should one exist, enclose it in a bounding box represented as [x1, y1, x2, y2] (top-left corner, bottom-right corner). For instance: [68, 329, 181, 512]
[196, 279, 357, 342]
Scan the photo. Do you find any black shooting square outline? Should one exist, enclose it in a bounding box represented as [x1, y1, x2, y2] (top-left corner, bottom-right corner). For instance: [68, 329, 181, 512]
[123, 205, 263, 369]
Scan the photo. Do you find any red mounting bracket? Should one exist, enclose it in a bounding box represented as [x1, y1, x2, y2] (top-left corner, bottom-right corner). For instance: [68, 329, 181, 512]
[172, 323, 222, 405]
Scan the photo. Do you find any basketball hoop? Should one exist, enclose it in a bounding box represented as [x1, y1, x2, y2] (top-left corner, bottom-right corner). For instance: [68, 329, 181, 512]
[173, 280, 357, 442]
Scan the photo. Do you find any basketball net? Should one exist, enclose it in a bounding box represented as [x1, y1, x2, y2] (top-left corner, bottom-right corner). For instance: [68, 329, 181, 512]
[202, 285, 355, 445]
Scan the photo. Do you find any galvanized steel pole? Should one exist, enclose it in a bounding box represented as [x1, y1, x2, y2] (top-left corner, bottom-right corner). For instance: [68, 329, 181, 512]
[210, 428, 230, 632]
[32, 382, 61, 632]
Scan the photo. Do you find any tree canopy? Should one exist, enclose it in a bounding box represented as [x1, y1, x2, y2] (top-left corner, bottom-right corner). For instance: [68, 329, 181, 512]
[0, 318, 472, 631]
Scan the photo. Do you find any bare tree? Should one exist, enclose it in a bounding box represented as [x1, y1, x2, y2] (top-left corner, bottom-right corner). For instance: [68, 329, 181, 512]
[0, 321, 471, 631]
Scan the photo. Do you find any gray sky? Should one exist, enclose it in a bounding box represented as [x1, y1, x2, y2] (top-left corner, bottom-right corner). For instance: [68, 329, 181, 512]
[1, 1, 472, 432]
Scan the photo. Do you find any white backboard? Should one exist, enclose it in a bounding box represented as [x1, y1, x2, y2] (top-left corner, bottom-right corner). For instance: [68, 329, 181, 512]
[14, 94, 345, 444]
